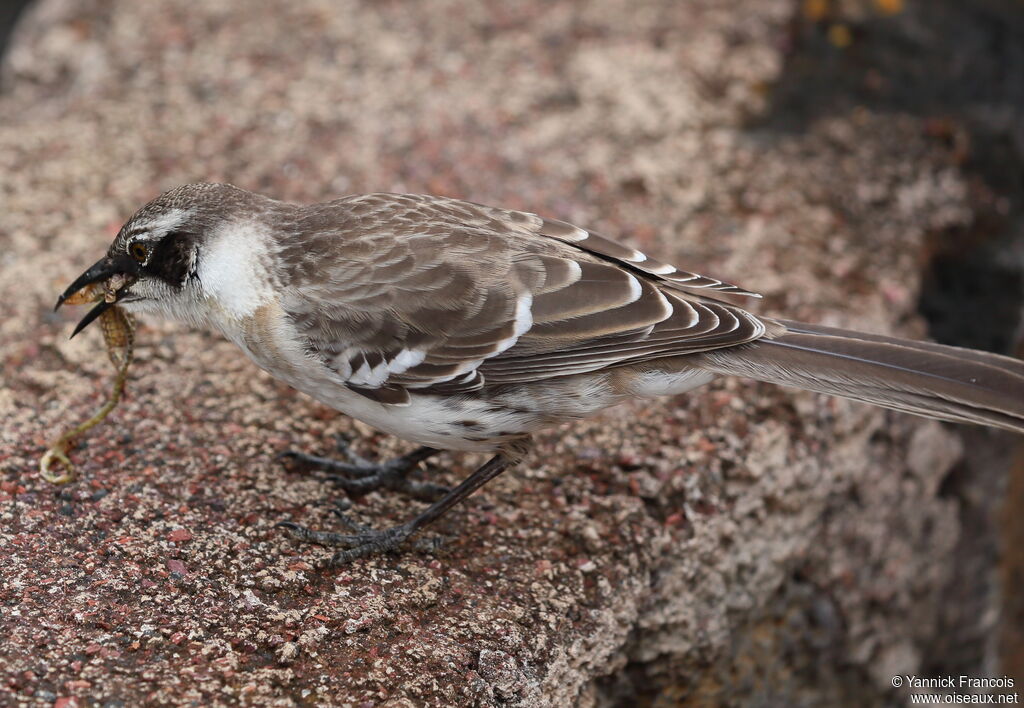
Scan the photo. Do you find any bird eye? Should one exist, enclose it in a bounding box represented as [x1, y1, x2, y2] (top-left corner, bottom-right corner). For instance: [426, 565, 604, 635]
[129, 242, 149, 263]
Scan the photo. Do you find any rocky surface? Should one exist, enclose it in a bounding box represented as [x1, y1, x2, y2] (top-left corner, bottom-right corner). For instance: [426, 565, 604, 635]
[0, 0, 1020, 706]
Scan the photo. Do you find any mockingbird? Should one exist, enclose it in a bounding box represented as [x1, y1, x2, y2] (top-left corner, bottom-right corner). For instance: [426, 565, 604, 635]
[56, 183, 1024, 564]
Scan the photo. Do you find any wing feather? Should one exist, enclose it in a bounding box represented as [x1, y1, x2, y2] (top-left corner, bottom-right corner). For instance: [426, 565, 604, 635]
[535, 217, 761, 298]
[280, 194, 766, 401]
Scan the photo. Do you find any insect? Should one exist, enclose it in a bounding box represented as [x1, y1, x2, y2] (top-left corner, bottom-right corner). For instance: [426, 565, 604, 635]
[39, 281, 136, 484]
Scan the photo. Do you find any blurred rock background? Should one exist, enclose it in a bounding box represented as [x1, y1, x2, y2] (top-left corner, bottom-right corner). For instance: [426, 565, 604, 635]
[0, 0, 1022, 705]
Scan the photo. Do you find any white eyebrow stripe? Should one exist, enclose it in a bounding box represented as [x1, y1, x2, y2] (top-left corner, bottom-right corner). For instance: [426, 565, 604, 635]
[129, 208, 194, 240]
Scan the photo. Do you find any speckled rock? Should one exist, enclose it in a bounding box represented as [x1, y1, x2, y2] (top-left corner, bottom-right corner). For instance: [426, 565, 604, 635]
[0, 1, 1017, 706]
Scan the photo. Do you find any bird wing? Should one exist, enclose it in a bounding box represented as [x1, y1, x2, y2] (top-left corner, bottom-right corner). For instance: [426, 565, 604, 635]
[278, 194, 765, 404]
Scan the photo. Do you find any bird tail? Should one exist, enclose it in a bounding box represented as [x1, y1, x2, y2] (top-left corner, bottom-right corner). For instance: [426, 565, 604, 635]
[691, 319, 1024, 434]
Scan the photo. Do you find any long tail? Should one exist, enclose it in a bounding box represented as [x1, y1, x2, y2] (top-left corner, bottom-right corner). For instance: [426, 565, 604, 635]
[692, 319, 1024, 434]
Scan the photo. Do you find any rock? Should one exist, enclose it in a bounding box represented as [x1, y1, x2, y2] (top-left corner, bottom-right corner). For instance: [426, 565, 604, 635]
[0, 0, 1020, 706]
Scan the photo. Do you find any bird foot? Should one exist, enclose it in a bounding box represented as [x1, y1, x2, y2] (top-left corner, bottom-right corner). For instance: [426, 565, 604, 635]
[280, 438, 447, 502]
[277, 504, 442, 565]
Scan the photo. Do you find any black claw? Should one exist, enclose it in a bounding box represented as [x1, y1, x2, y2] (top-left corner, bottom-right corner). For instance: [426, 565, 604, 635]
[411, 536, 445, 553]
[330, 508, 370, 533]
[277, 451, 309, 470]
[276, 520, 314, 543]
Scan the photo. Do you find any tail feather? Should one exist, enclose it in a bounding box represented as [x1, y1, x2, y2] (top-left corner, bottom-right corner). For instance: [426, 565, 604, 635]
[692, 319, 1024, 434]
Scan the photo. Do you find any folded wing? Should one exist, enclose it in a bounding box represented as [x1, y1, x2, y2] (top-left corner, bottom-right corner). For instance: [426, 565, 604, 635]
[280, 194, 765, 403]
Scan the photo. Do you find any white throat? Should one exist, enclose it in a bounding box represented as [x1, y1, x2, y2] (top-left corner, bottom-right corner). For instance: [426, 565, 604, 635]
[196, 220, 276, 321]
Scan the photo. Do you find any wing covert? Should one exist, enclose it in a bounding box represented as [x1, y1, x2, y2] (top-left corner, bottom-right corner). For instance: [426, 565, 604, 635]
[278, 194, 766, 403]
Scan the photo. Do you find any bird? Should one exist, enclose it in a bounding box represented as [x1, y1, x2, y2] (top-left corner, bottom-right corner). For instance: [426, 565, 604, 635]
[56, 183, 1024, 565]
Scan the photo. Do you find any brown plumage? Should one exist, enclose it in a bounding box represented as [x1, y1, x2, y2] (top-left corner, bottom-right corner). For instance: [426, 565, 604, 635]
[277, 193, 767, 405]
[57, 184, 1024, 564]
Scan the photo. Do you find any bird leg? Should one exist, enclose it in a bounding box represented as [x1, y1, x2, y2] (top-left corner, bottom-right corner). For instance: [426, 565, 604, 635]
[281, 439, 446, 501]
[278, 442, 526, 565]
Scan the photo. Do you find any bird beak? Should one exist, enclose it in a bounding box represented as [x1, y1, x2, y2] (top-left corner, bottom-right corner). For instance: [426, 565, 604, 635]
[55, 255, 140, 338]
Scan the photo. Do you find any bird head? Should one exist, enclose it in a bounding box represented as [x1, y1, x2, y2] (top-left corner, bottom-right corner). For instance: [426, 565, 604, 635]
[55, 183, 265, 335]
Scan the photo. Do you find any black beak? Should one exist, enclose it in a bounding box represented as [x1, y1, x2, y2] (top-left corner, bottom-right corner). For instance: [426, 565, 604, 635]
[55, 255, 140, 338]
